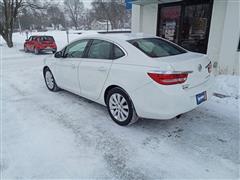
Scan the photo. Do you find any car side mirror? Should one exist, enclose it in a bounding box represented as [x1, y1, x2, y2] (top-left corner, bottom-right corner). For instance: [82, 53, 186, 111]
[25, 39, 29, 42]
[54, 51, 63, 58]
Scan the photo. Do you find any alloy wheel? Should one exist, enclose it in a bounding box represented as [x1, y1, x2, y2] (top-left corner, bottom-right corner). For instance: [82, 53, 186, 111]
[109, 93, 129, 122]
[45, 71, 54, 89]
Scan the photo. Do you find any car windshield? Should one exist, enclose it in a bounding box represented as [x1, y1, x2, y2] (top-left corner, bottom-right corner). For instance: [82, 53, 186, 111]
[40, 36, 54, 42]
[128, 38, 187, 58]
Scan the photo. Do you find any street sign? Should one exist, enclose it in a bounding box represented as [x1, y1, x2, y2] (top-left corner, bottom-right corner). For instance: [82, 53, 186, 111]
[125, 0, 132, 10]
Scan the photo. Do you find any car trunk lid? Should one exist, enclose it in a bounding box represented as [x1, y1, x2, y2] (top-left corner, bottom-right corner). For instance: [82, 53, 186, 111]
[155, 52, 211, 88]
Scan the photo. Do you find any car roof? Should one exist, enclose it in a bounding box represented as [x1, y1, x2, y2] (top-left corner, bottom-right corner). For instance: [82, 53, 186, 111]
[77, 33, 156, 42]
[31, 35, 53, 37]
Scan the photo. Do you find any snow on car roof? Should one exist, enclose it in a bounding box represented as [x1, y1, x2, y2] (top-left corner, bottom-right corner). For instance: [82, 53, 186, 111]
[76, 33, 156, 42]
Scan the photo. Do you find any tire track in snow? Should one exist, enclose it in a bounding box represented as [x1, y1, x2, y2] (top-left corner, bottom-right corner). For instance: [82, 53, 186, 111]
[37, 103, 149, 180]
[94, 126, 148, 180]
[5, 80, 150, 179]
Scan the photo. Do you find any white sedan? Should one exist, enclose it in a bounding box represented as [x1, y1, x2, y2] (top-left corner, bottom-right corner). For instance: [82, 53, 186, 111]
[43, 33, 213, 126]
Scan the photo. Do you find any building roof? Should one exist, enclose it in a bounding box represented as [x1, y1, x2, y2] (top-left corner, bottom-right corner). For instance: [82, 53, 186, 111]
[91, 20, 111, 25]
[132, 0, 181, 5]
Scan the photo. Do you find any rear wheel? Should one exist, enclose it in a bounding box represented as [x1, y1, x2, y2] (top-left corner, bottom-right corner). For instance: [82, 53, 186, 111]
[106, 88, 138, 126]
[44, 68, 60, 92]
[34, 48, 39, 55]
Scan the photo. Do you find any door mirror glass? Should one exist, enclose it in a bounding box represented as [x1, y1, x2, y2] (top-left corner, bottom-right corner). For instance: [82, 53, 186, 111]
[54, 51, 63, 58]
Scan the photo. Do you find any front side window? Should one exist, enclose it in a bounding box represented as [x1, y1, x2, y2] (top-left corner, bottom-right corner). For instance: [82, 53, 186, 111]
[128, 38, 186, 58]
[32, 36, 38, 41]
[64, 40, 89, 58]
[87, 39, 112, 59]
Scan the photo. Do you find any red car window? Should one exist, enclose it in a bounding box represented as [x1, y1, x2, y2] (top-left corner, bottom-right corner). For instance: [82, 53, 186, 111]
[40, 36, 54, 42]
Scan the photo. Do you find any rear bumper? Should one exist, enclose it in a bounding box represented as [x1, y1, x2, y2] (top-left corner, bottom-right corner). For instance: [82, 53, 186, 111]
[130, 76, 214, 120]
[39, 48, 57, 52]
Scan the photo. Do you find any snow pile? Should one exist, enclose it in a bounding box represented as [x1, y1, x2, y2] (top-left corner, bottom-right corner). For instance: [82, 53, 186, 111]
[214, 75, 240, 98]
[0, 30, 98, 50]
[1, 31, 239, 179]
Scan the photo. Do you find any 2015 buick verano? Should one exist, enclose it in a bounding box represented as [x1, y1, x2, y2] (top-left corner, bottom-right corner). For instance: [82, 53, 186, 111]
[43, 33, 213, 126]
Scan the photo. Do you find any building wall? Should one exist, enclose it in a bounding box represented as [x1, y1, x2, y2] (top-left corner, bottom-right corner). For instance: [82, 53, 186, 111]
[131, 0, 240, 75]
[208, 0, 240, 75]
[132, 5, 142, 32]
[91, 21, 112, 31]
[132, 4, 158, 34]
[141, 4, 158, 34]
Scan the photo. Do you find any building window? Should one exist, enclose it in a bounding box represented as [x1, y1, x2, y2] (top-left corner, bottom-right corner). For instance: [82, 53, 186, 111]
[157, 0, 213, 54]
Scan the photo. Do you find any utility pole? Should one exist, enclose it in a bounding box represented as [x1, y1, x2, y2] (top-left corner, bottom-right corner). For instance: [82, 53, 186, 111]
[107, 20, 109, 32]
[66, 30, 69, 44]
[18, 17, 22, 33]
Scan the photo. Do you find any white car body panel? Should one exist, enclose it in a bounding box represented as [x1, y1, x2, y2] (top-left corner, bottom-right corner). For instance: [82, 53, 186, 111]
[44, 33, 213, 120]
[78, 58, 112, 100]
[54, 58, 81, 94]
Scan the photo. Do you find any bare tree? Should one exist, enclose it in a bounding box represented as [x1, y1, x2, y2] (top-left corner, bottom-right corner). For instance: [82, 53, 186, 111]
[91, 0, 129, 30]
[0, 0, 46, 47]
[0, 0, 23, 47]
[81, 9, 95, 30]
[47, 4, 66, 29]
[64, 0, 84, 30]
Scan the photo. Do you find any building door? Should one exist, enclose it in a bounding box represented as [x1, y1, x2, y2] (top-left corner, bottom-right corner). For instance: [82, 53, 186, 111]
[158, 6, 181, 44]
[157, 0, 213, 54]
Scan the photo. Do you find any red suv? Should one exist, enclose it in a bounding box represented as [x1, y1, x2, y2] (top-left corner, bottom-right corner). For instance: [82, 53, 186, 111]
[24, 36, 57, 54]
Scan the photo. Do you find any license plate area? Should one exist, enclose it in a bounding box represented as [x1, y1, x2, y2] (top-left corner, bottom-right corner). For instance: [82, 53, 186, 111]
[196, 91, 207, 105]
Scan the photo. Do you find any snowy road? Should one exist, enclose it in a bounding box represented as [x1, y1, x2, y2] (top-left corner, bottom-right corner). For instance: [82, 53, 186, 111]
[1, 42, 239, 179]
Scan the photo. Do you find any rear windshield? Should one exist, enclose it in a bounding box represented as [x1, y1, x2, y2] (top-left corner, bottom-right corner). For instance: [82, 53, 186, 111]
[40, 36, 54, 42]
[128, 38, 186, 58]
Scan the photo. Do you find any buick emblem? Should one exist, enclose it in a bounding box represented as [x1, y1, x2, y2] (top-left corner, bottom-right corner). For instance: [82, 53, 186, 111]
[198, 64, 202, 72]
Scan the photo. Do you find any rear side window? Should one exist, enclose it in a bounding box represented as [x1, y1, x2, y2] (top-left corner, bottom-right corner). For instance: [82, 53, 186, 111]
[128, 38, 186, 58]
[113, 45, 125, 59]
[40, 36, 54, 42]
[87, 39, 112, 59]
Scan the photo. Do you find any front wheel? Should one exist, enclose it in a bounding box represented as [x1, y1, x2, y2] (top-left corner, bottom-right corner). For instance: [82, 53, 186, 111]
[106, 88, 138, 126]
[24, 46, 28, 52]
[44, 68, 60, 92]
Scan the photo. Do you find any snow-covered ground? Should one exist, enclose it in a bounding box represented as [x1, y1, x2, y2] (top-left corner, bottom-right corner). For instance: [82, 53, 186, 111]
[0, 32, 239, 179]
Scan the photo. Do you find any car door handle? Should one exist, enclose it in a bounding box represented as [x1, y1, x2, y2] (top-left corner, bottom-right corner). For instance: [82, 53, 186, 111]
[71, 64, 76, 69]
[98, 67, 107, 72]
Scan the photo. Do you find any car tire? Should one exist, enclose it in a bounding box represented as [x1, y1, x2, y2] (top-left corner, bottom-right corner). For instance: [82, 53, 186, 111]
[106, 87, 139, 126]
[44, 68, 60, 92]
[24, 46, 28, 52]
[34, 48, 39, 55]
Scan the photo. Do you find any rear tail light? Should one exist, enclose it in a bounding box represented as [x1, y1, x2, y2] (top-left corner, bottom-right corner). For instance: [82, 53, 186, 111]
[206, 62, 212, 73]
[147, 72, 189, 85]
